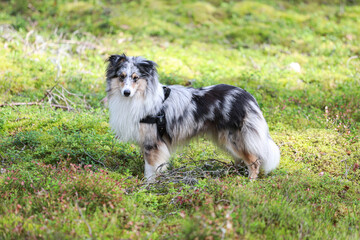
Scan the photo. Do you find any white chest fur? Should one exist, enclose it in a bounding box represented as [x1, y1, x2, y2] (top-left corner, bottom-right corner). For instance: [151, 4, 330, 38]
[109, 96, 142, 142]
[108, 87, 164, 143]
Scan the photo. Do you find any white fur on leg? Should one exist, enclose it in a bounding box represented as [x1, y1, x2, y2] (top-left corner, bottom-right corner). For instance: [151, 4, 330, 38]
[144, 143, 170, 182]
[144, 160, 157, 182]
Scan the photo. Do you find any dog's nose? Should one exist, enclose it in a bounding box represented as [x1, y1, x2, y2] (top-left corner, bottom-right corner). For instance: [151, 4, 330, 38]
[123, 90, 131, 97]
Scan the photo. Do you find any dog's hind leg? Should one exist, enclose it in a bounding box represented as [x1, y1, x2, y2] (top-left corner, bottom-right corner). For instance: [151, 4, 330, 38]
[220, 130, 261, 179]
[229, 149, 260, 180]
[238, 153, 260, 180]
[143, 141, 170, 182]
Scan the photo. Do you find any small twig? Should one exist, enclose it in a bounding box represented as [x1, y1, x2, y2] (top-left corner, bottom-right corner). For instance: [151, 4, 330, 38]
[145, 212, 177, 240]
[347, 55, 358, 68]
[53, 90, 71, 111]
[74, 195, 92, 238]
[215, 199, 231, 205]
[0, 102, 74, 111]
[1, 84, 89, 111]
[137, 158, 248, 192]
[0, 102, 41, 107]
[51, 104, 74, 111]
[25, 30, 34, 47]
[39, 83, 59, 103]
[48, 93, 59, 105]
[77, 134, 106, 168]
[220, 207, 235, 240]
[341, 158, 350, 178]
[82, 150, 106, 168]
[61, 86, 82, 97]
[0, 153, 6, 165]
[249, 56, 260, 70]
[15, 117, 29, 122]
[60, 86, 91, 110]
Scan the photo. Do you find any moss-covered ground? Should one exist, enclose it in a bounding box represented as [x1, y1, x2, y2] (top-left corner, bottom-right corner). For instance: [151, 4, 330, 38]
[0, 0, 359, 239]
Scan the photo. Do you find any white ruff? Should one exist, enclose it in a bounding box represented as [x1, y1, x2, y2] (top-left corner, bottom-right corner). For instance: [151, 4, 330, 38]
[108, 85, 163, 143]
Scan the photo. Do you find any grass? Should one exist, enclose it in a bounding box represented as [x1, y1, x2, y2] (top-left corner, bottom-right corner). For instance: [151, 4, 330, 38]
[0, 0, 359, 239]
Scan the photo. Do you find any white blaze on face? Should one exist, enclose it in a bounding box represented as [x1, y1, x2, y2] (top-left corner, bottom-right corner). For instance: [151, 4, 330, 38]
[120, 63, 138, 97]
[122, 78, 134, 97]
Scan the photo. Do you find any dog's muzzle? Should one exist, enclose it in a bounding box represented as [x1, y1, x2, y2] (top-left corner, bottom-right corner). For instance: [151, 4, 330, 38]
[123, 89, 131, 97]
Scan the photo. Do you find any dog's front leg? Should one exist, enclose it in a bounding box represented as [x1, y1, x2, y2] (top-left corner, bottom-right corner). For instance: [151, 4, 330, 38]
[143, 142, 170, 182]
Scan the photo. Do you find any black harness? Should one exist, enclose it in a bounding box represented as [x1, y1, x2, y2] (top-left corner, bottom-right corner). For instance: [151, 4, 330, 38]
[140, 86, 171, 137]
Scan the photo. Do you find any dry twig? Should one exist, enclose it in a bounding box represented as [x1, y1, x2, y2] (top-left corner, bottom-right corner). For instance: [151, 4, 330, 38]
[137, 158, 248, 192]
[0, 84, 89, 111]
[75, 193, 92, 238]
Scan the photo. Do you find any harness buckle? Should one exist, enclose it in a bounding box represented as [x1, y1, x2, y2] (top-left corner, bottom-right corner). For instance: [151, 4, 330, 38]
[157, 112, 165, 125]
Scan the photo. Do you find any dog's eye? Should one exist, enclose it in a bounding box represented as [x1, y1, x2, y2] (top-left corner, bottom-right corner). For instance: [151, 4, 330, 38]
[119, 72, 126, 81]
[133, 76, 139, 82]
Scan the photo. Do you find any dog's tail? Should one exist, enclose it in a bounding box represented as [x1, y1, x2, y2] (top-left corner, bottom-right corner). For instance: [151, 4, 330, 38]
[261, 137, 280, 174]
[241, 106, 280, 174]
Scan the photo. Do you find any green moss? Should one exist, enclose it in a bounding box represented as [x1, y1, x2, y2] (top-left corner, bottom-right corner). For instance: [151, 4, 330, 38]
[183, 2, 218, 24]
[60, 2, 96, 15]
[232, 1, 281, 18]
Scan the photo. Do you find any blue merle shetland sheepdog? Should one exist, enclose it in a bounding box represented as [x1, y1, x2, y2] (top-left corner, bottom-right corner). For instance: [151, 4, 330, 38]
[106, 54, 280, 181]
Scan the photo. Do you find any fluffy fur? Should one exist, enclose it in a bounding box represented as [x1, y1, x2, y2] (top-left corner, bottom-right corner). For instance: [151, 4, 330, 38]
[106, 54, 280, 181]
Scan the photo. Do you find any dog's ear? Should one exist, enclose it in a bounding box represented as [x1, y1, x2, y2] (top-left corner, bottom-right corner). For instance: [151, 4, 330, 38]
[136, 60, 158, 76]
[108, 53, 127, 66]
[106, 53, 127, 78]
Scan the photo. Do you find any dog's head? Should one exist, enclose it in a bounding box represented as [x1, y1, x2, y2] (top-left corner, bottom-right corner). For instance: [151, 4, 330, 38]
[106, 54, 158, 98]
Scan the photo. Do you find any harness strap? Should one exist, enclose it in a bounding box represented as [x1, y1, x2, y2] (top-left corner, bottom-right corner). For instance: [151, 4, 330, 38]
[140, 86, 171, 137]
